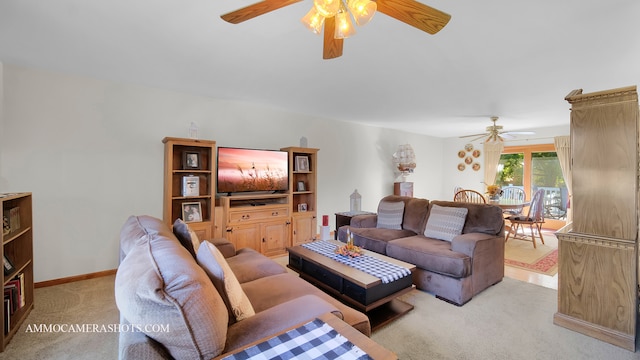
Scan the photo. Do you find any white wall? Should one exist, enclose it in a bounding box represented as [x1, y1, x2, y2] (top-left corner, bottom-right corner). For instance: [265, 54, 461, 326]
[1, 65, 445, 282]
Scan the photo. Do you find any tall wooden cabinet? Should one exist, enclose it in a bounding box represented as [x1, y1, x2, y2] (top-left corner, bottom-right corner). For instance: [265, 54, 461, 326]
[282, 147, 319, 246]
[162, 137, 216, 240]
[554, 86, 639, 351]
[1, 192, 34, 351]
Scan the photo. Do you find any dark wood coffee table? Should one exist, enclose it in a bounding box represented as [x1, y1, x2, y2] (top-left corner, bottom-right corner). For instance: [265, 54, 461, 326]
[287, 240, 416, 331]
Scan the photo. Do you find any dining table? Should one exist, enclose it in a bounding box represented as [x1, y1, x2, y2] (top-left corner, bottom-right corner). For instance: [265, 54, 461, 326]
[489, 198, 531, 211]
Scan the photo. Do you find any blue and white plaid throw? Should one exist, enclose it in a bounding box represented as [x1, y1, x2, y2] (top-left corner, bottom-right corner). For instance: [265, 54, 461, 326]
[302, 241, 411, 284]
[222, 318, 371, 360]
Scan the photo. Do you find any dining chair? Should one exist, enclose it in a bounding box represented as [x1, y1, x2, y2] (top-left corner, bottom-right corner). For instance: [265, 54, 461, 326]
[501, 187, 526, 215]
[505, 189, 545, 248]
[453, 189, 487, 204]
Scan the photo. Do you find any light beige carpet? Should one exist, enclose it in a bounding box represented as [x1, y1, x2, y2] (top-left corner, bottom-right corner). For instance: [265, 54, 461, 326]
[1, 275, 118, 360]
[504, 230, 558, 276]
[3, 270, 639, 359]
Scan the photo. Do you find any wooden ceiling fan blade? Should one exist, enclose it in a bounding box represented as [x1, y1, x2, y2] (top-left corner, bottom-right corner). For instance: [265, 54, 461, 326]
[323, 17, 343, 59]
[221, 0, 302, 24]
[376, 0, 451, 34]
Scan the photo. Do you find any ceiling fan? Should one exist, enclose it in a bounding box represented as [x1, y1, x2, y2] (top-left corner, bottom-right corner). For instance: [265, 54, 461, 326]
[220, 0, 451, 59]
[460, 117, 536, 143]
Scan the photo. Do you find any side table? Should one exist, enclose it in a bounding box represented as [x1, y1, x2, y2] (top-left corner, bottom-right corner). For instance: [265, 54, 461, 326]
[334, 211, 376, 239]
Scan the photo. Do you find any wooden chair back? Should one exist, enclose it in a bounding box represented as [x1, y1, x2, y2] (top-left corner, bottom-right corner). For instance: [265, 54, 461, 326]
[453, 189, 487, 204]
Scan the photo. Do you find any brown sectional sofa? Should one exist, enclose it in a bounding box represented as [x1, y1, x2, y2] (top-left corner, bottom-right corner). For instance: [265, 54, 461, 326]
[116, 215, 370, 359]
[338, 195, 505, 305]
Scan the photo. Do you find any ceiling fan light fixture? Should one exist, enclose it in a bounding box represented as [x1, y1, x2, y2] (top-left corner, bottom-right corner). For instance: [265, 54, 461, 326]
[347, 0, 376, 26]
[334, 4, 356, 39]
[301, 7, 325, 34]
[314, 0, 341, 17]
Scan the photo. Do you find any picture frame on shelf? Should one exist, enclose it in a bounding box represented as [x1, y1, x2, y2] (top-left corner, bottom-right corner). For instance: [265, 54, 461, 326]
[182, 202, 203, 223]
[298, 203, 308, 212]
[183, 151, 201, 170]
[295, 156, 309, 172]
[296, 181, 306, 192]
[182, 175, 200, 197]
[3, 255, 14, 276]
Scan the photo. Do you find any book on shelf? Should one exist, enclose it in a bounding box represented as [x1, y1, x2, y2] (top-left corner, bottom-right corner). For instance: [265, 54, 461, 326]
[3, 273, 26, 315]
[4, 297, 9, 334]
[182, 176, 200, 197]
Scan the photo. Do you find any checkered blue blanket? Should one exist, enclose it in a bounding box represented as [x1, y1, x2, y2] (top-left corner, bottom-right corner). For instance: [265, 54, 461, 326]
[221, 318, 371, 360]
[302, 241, 411, 284]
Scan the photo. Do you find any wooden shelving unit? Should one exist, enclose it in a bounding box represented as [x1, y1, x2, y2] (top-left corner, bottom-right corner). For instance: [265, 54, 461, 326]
[162, 137, 216, 241]
[282, 147, 319, 246]
[1, 192, 34, 351]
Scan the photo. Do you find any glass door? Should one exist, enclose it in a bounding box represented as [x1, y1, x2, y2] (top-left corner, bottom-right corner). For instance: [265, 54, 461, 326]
[496, 144, 567, 230]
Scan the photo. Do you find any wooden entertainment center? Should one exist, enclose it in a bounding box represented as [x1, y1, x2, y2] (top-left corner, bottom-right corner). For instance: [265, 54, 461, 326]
[162, 137, 318, 257]
[217, 147, 319, 256]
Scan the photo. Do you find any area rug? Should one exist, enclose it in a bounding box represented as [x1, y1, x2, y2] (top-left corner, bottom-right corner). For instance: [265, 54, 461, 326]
[504, 230, 558, 276]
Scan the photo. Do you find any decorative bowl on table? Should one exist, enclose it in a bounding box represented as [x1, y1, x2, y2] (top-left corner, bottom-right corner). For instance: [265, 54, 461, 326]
[335, 243, 364, 258]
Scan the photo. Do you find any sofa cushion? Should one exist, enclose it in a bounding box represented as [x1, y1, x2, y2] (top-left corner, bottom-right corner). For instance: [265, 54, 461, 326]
[115, 215, 228, 359]
[386, 236, 472, 278]
[346, 227, 417, 254]
[224, 295, 341, 353]
[424, 204, 468, 241]
[172, 218, 199, 258]
[197, 241, 256, 323]
[226, 248, 287, 283]
[376, 200, 405, 230]
[402, 197, 431, 233]
[430, 200, 504, 235]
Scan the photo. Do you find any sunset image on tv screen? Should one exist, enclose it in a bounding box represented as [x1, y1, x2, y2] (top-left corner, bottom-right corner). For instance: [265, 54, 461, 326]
[217, 148, 288, 193]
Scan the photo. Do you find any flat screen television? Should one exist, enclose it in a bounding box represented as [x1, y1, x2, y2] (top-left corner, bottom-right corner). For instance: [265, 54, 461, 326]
[217, 147, 289, 194]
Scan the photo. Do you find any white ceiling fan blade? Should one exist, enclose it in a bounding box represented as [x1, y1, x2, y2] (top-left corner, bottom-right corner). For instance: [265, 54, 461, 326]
[503, 131, 536, 135]
[459, 133, 486, 139]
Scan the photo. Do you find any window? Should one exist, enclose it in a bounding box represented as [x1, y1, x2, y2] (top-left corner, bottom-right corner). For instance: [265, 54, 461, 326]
[497, 144, 567, 229]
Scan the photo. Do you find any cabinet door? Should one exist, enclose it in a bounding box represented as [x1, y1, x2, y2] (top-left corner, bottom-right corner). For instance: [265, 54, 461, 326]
[261, 220, 289, 257]
[188, 222, 211, 243]
[228, 223, 261, 252]
[292, 215, 316, 246]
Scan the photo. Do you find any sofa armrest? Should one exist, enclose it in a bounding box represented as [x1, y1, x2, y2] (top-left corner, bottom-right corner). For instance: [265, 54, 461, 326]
[451, 232, 500, 258]
[224, 295, 342, 353]
[350, 214, 378, 228]
[208, 237, 237, 258]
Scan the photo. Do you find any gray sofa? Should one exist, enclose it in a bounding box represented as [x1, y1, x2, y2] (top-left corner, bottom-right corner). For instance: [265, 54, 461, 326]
[116, 215, 370, 359]
[338, 195, 505, 305]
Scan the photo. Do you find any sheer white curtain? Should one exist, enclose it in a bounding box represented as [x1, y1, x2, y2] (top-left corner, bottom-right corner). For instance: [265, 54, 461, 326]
[483, 142, 504, 187]
[554, 136, 572, 222]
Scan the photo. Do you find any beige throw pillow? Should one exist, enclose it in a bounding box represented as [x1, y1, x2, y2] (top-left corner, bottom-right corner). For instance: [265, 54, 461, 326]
[197, 241, 255, 322]
[376, 200, 405, 230]
[424, 204, 468, 242]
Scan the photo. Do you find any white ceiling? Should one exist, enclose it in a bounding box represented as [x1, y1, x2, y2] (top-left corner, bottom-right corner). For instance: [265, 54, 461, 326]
[0, 0, 638, 138]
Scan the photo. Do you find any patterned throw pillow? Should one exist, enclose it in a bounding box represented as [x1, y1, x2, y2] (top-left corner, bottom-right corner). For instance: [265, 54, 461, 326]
[197, 241, 255, 322]
[424, 204, 468, 242]
[376, 201, 405, 230]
